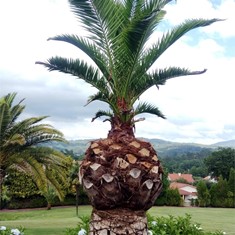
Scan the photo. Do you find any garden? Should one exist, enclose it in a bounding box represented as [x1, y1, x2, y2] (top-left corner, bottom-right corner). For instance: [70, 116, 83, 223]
[1, 0, 234, 234]
[1, 206, 234, 235]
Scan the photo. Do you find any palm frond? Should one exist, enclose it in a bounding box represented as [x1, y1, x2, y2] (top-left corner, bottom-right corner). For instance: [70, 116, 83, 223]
[24, 126, 65, 146]
[115, 3, 167, 94]
[91, 110, 113, 122]
[36, 1, 221, 128]
[86, 91, 111, 106]
[131, 67, 206, 104]
[3, 134, 26, 146]
[1, 93, 17, 107]
[151, 67, 206, 87]
[1, 93, 70, 204]
[48, 34, 109, 79]
[45, 170, 66, 201]
[36, 57, 110, 95]
[134, 102, 165, 119]
[69, 0, 125, 81]
[0, 93, 25, 142]
[9, 155, 48, 194]
[137, 18, 221, 77]
[0, 101, 10, 141]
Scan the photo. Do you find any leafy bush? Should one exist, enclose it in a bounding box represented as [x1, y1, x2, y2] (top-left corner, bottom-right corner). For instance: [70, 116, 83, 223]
[147, 213, 225, 235]
[7, 196, 47, 209]
[165, 188, 182, 206]
[65, 216, 89, 235]
[0, 226, 25, 235]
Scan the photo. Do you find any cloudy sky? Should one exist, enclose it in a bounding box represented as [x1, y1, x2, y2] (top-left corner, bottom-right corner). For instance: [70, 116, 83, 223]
[0, 0, 235, 145]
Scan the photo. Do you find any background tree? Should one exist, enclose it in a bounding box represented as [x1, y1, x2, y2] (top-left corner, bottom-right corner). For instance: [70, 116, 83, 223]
[37, 0, 219, 233]
[62, 149, 81, 160]
[5, 170, 40, 199]
[196, 180, 210, 207]
[209, 176, 228, 207]
[154, 169, 170, 206]
[204, 148, 235, 180]
[69, 160, 81, 216]
[228, 168, 235, 193]
[161, 150, 210, 177]
[165, 188, 182, 206]
[0, 93, 70, 209]
[227, 168, 235, 207]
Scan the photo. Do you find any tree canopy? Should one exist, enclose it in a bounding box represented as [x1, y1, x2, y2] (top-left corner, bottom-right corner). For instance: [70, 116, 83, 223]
[36, 0, 220, 137]
[204, 147, 235, 180]
[0, 93, 70, 208]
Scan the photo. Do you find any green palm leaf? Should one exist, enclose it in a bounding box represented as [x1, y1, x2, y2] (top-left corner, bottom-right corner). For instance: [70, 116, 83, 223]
[36, 57, 110, 95]
[134, 102, 165, 119]
[136, 18, 221, 78]
[48, 34, 109, 79]
[131, 67, 207, 104]
[0, 93, 69, 205]
[37, 0, 221, 136]
[91, 110, 113, 122]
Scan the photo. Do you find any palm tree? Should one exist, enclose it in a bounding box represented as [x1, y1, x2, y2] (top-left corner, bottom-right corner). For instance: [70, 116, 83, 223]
[0, 93, 70, 209]
[36, 0, 220, 233]
[68, 160, 81, 216]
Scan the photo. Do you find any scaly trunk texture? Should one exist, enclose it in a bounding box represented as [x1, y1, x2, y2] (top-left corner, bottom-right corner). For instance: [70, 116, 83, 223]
[89, 208, 147, 235]
[79, 136, 163, 210]
[79, 124, 163, 234]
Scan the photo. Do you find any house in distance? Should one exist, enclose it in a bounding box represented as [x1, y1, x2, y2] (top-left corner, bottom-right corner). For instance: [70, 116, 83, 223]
[168, 173, 197, 206]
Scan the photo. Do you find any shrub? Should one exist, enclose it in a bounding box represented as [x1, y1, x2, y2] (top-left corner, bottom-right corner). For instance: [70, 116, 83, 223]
[165, 188, 182, 206]
[0, 226, 25, 235]
[147, 213, 225, 235]
[64, 214, 226, 235]
[7, 196, 47, 209]
[64, 216, 89, 235]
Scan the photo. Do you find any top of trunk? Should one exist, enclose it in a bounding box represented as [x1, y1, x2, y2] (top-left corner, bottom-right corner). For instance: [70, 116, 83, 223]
[108, 116, 135, 141]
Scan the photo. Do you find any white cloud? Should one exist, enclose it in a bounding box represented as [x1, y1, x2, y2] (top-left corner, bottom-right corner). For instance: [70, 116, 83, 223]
[48, 118, 110, 140]
[0, 0, 234, 145]
[164, 0, 235, 38]
[164, 0, 218, 22]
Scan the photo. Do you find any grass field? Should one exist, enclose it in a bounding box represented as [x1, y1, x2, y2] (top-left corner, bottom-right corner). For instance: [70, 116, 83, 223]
[0, 206, 234, 235]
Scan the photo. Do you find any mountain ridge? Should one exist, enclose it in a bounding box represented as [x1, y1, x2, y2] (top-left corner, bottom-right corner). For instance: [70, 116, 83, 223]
[45, 138, 235, 158]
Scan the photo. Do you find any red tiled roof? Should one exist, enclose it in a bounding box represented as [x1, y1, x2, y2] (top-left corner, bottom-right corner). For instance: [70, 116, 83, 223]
[168, 173, 195, 183]
[170, 182, 197, 196]
[178, 189, 192, 196]
[170, 182, 190, 189]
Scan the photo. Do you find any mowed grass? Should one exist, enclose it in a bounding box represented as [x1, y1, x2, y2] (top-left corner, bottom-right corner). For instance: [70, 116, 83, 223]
[149, 206, 235, 235]
[0, 206, 91, 235]
[0, 206, 234, 235]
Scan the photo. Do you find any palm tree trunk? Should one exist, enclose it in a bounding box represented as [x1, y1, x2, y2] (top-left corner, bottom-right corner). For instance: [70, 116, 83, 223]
[0, 169, 4, 210]
[89, 208, 148, 235]
[76, 184, 79, 216]
[47, 202, 52, 210]
[80, 125, 162, 234]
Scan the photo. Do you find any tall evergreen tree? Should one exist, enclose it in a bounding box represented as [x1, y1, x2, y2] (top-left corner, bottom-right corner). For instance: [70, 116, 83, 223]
[228, 168, 235, 207]
[210, 176, 228, 207]
[228, 168, 235, 193]
[37, 0, 220, 233]
[196, 180, 210, 207]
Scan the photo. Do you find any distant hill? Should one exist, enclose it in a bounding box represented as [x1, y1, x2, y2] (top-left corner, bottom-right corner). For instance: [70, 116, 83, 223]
[146, 138, 214, 158]
[44, 138, 235, 158]
[211, 139, 235, 148]
[43, 139, 92, 157]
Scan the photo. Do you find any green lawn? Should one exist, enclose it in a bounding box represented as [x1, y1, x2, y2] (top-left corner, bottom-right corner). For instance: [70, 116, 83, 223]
[0, 206, 234, 235]
[149, 207, 235, 235]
